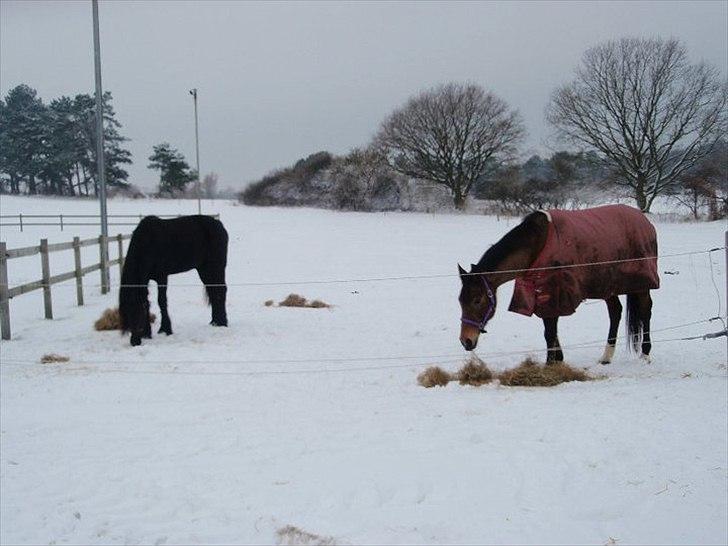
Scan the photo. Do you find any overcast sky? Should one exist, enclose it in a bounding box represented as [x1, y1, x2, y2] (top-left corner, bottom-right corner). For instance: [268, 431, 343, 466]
[1, 0, 726, 190]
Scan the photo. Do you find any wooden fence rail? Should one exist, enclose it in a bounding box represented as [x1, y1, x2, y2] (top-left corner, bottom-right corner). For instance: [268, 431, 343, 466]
[0, 213, 219, 231]
[0, 233, 130, 340]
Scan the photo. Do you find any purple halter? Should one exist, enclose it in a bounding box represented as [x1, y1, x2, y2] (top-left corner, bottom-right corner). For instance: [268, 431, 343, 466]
[460, 275, 496, 333]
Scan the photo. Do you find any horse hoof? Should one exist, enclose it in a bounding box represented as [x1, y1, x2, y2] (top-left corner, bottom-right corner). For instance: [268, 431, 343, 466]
[210, 320, 228, 327]
[130, 337, 142, 347]
[158, 327, 173, 335]
[599, 360, 611, 365]
[640, 354, 653, 364]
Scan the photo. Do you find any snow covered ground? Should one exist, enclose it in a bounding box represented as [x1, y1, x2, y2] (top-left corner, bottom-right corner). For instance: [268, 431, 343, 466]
[1, 195, 726, 545]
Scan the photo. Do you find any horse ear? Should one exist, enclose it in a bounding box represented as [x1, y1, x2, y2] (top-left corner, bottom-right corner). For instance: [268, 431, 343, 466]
[458, 264, 467, 279]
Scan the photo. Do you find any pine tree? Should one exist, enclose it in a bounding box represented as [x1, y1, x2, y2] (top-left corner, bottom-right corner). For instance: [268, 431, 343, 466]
[0, 85, 47, 194]
[148, 143, 194, 195]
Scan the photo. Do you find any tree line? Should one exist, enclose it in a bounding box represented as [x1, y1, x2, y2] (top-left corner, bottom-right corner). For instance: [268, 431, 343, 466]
[3, 36, 727, 216]
[0, 84, 132, 196]
[244, 36, 726, 217]
[0, 85, 206, 198]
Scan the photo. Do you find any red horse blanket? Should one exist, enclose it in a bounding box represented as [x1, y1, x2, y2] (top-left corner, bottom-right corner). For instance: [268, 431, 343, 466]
[509, 204, 659, 318]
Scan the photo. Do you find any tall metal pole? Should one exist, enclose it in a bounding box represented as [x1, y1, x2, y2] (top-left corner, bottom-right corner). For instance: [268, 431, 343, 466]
[190, 88, 201, 215]
[92, 0, 109, 293]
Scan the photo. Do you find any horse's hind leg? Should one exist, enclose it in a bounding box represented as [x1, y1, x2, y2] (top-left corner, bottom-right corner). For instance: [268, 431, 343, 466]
[198, 265, 228, 326]
[157, 277, 172, 335]
[543, 317, 564, 364]
[638, 292, 653, 362]
[142, 298, 152, 339]
[599, 296, 622, 365]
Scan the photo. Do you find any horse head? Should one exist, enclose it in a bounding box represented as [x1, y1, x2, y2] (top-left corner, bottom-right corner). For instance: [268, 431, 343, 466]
[458, 264, 497, 351]
[119, 286, 150, 346]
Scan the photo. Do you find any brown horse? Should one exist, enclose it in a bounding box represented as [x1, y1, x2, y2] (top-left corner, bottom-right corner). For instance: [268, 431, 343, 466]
[458, 205, 659, 364]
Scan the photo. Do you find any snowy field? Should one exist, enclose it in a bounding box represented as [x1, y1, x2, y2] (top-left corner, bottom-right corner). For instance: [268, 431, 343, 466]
[0, 195, 726, 545]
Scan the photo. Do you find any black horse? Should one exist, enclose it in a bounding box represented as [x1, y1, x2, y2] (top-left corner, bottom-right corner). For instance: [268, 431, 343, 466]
[119, 215, 228, 346]
[458, 205, 659, 364]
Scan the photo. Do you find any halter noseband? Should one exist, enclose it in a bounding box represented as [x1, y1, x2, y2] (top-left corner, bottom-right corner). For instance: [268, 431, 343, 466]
[460, 275, 495, 334]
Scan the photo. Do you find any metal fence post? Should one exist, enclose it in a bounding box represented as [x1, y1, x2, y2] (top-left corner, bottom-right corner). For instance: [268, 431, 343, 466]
[117, 233, 124, 279]
[99, 235, 109, 294]
[60, 214, 64, 231]
[0, 242, 11, 340]
[19, 213, 23, 232]
[73, 236, 84, 306]
[40, 238, 53, 319]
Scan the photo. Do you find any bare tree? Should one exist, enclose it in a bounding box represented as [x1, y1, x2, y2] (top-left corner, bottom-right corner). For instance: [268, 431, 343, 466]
[547, 37, 727, 212]
[374, 83, 524, 209]
[202, 172, 218, 199]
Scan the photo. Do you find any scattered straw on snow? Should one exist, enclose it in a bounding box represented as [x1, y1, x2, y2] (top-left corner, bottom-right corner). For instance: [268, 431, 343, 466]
[40, 354, 70, 364]
[93, 307, 156, 331]
[418, 356, 592, 388]
[270, 294, 332, 308]
[497, 357, 591, 387]
[275, 525, 336, 546]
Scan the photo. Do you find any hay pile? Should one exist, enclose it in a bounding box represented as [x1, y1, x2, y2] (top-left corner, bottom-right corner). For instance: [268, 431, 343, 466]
[94, 307, 156, 331]
[40, 353, 70, 364]
[458, 357, 493, 386]
[418, 356, 592, 388]
[269, 294, 331, 309]
[417, 366, 453, 388]
[275, 525, 336, 546]
[497, 357, 591, 387]
[417, 356, 494, 388]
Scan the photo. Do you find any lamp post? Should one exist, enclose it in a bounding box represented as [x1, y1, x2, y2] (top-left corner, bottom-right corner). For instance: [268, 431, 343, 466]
[189, 88, 201, 215]
[92, 0, 109, 293]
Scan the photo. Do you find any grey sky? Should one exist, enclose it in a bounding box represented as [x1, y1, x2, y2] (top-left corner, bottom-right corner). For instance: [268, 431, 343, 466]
[1, 0, 726, 191]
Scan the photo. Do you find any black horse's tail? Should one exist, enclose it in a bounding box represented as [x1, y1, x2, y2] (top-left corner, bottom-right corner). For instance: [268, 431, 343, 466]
[625, 294, 642, 353]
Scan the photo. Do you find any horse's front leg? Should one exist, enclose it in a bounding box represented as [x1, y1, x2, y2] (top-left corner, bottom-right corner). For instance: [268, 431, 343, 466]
[543, 317, 564, 364]
[599, 296, 622, 365]
[157, 277, 172, 335]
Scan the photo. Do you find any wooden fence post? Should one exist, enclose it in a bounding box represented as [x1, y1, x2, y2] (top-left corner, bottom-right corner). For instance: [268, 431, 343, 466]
[73, 236, 84, 306]
[0, 242, 11, 340]
[40, 238, 53, 319]
[18, 213, 23, 232]
[99, 235, 109, 294]
[117, 233, 124, 279]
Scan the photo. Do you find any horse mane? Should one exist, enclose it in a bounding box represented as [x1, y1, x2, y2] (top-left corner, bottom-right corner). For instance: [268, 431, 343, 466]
[473, 211, 549, 273]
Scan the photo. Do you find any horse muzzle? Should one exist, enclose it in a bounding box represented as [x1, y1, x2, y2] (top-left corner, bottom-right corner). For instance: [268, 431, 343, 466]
[460, 324, 481, 351]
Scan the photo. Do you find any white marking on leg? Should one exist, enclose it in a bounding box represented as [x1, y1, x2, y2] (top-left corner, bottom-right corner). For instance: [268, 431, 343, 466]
[599, 344, 615, 364]
[640, 353, 653, 364]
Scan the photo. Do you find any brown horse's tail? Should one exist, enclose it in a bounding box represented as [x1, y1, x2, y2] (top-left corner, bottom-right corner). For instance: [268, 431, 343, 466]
[625, 294, 642, 353]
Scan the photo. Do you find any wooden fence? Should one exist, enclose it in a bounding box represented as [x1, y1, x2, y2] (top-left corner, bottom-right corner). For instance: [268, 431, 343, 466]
[0, 234, 129, 340]
[0, 213, 219, 231]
